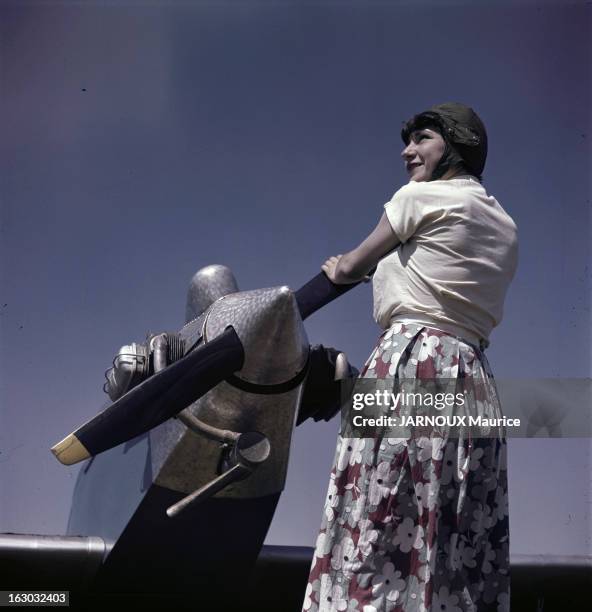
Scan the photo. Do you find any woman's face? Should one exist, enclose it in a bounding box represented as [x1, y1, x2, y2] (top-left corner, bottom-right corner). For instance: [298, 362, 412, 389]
[401, 128, 446, 182]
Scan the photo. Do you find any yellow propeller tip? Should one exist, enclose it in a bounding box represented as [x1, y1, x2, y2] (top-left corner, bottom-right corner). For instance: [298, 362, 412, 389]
[51, 434, 91, 465]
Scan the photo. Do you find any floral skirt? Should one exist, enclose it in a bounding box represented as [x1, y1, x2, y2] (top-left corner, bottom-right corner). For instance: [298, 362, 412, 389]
[302, 323, 510, 612]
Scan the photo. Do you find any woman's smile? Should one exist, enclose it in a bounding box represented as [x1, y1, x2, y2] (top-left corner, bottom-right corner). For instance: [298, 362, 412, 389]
[401, 128, 446, 182]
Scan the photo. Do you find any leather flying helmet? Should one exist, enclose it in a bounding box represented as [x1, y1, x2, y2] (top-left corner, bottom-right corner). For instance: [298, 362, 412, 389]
[401, 102, 488, 180]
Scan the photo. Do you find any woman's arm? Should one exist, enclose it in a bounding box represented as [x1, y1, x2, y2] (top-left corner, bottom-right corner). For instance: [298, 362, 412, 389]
[322, 212, 400, 284]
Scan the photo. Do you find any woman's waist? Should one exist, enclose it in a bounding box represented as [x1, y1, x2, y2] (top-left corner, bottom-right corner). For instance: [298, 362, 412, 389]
[389, 312, 488, 350]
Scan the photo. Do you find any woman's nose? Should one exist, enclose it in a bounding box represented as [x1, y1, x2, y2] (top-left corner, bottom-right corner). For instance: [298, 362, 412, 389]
[401, 143, 414, 159]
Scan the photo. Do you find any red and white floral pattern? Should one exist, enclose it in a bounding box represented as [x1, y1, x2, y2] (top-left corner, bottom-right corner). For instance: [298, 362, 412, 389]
[302, 324, 510, 612]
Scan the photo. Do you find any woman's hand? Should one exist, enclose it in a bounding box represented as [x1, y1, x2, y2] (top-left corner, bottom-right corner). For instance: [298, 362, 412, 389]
[321, 255, 343, 283]
[322, 255, 363, 285]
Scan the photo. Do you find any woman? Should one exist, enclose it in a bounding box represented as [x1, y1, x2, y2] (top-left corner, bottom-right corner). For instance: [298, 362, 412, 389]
[302, 103, 518, 612]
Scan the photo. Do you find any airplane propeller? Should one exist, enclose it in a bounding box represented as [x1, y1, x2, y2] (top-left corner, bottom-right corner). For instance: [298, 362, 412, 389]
[51, 327, 244, 465]
[51, 272, 362, 466]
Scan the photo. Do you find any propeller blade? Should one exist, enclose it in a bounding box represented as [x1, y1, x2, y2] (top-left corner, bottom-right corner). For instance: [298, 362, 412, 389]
[295, 272, 365, 320]
[51, 326, 244, 465]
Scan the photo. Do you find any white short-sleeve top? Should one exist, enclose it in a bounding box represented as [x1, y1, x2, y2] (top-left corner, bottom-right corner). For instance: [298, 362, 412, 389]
[373, 176, 518, 344]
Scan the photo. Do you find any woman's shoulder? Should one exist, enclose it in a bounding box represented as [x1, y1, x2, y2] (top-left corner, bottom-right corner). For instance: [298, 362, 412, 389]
[389, 179, 448, 202]
[389, 177, 478, 206]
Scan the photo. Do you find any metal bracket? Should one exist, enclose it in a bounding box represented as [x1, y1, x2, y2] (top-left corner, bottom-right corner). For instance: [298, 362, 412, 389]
[166, 428, 271, 517]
